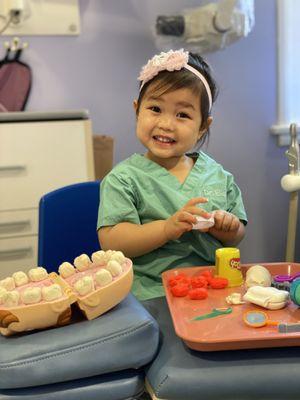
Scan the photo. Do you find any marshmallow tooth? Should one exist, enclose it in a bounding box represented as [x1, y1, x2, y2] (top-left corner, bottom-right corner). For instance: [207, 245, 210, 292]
[21, 287, 42, 305]
[58, 262, 76, 278]
[105, 250, 116, 262]
[74, 276, 94, 296]
[0, 277, 15, 291]
[110, 251, 126, 264]
[4, 291, 20, 307]
[91, 250, 107, 265]
[95, 269, 113, 286]
[12, 271, 29, 287]
[0, 287, 8, 305]
[42, 284, 63, 302]
[28, 267, 48, 282]
[74, 254, 91, 271]
[106, 260, 122, 277]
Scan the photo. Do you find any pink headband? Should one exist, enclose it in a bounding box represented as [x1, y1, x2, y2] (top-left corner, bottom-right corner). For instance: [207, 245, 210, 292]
[138, 49, 212, 111]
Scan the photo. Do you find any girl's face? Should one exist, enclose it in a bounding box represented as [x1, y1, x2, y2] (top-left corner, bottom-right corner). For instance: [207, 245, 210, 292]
[134, 86, 209, 168]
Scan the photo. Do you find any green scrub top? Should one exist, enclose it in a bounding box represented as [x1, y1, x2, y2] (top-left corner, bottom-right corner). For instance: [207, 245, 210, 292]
[97, 152, 247, 301]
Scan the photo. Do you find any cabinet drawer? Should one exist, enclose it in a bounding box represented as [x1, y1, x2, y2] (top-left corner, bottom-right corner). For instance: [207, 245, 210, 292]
[0, 209, 38, 239]
[0, 119, 94, 210]
[0, 236, 37, 278]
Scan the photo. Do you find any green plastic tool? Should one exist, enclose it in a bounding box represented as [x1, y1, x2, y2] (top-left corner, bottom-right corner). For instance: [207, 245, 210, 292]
[192, 307, 232, 321]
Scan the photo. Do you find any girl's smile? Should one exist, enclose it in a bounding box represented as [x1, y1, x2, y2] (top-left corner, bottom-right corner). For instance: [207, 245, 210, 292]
[152, 135, 176, 145]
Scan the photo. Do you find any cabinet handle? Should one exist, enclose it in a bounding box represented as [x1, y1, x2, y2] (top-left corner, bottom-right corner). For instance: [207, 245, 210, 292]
[0, 165, 26, 172]
[0, 247, 32, 260]
[0, 220, 31, 233]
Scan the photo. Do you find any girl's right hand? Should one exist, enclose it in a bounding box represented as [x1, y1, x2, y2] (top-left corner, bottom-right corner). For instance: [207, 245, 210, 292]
[164, 197, 211, 241]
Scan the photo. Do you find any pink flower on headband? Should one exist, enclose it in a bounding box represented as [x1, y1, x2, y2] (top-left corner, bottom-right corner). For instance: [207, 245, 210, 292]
[138, 49, 189, 86]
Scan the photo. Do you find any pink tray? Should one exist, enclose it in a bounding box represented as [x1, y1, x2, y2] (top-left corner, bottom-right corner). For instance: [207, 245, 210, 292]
[162, 263, 300, 351]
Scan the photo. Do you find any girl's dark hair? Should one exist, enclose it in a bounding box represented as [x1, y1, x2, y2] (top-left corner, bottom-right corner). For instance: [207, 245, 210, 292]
[136, 52, 218, 148]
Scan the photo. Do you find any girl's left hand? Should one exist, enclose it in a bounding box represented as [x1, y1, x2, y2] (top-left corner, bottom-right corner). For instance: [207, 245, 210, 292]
[210, 210, 240, 233]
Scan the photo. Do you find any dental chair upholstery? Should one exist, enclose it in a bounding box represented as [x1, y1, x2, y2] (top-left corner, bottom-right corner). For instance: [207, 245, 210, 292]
[0, 181, 159, 399]
[0, 294, 158, 399]
[143, 297, 300, 400]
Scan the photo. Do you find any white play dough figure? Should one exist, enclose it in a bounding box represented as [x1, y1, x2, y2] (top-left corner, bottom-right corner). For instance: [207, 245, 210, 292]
[12, 271, 29, 287]
[74, 276, 94, 296]
[243, 286, 289, 310]
[192, 214, 215, 230]
[4, 291, 20, 307]
[0, 277, 15, 291]
[58, 262, 76, 278]
[106, 260, 123, 277]
[245, 265, 272, 288]
[226, 292, 245, 305]
[28, 267, 48, 282]
[42, 284, 63, 302]
[95, 269, 113, 286]
[21, 287, 42, 305]
[74, 254, 91, 271]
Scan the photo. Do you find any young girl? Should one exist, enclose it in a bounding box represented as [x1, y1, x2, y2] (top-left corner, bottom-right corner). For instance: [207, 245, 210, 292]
[97, 49, 247, 301]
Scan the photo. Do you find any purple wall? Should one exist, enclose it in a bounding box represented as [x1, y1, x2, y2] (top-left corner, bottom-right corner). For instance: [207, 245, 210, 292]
[3, 0, 298, 263]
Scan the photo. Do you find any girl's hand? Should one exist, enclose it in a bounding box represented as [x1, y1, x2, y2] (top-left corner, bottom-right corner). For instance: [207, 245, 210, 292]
[164, 197, 210, 241]
[210, 210, 240, 233]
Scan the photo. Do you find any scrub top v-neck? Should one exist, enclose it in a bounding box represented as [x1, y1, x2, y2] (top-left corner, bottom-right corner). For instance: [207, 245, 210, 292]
[98, 152, 247, 301]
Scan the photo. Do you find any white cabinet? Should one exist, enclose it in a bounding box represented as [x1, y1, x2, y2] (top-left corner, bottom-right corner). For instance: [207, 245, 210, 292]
[0, 111, 95, 278]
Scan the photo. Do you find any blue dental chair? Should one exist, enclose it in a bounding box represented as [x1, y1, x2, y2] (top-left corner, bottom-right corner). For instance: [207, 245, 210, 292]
[0, 181, 159, 400]
[37, 181, 101, 272]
